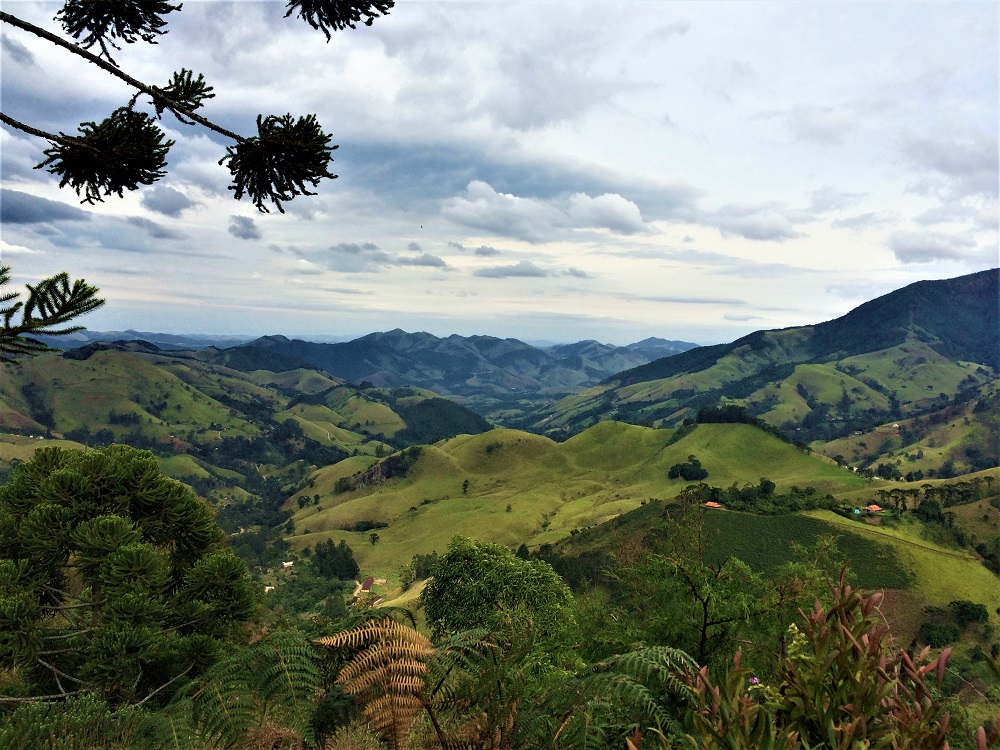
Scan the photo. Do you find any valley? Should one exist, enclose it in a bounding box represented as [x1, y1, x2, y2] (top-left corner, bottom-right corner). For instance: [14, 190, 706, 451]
[1, 269, 998, 741]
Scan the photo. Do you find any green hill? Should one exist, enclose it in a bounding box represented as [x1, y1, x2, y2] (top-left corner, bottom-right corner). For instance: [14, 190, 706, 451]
[285, 422, 868, 580]
[528, 271, 999, 481]
[542, 480, 1000, 642]
[0, 349, 493, 509]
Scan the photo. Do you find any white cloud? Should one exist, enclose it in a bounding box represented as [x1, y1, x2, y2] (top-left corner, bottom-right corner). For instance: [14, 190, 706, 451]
[474, 260, 549, 278]
[705, 203, 808, 242]
[786, 104, 859, 145]
[442, 181, 650, 242]
[901, 131, 998, 201]
[0, 239, 42, 258]
[566, 193, 650, 234]
[888, 231, 977, 263]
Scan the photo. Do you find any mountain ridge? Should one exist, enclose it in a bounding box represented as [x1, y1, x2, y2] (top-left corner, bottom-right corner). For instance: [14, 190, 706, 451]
[610, 269, 998, 389]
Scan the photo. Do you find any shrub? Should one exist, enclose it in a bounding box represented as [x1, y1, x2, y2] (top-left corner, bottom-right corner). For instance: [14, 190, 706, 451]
[918, 622, 961, 648]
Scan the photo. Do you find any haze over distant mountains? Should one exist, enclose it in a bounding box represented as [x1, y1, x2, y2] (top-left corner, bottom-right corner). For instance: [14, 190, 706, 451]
[44, 329, 698, 405]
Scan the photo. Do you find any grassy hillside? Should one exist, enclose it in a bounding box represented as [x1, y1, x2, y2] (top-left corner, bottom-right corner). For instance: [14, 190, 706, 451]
[543, 480, 999, 643]
[817, 386, 999, 477]
[285, 422, 868, 582]
[527, 272, 999, 483]
[0, 349, 493, 516]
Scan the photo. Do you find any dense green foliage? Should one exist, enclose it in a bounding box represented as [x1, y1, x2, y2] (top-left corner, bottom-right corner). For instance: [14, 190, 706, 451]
[0, 692, 173, 750]
[422, 537, 576, 647]
[668, 454, 709, 481]
[0, 445, 258, 704]
[310, 538, 359, 580]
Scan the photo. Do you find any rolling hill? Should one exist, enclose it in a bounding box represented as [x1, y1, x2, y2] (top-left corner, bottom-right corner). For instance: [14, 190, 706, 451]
[528, 270, 999, 478]
[284, 421, 869, 575]
[0, 344, 491, 503]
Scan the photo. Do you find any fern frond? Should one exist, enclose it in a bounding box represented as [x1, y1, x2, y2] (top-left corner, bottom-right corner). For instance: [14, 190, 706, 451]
[176, 629, 320, 749]
[318, 619, 434, 749]
[317, 617, 432, 651]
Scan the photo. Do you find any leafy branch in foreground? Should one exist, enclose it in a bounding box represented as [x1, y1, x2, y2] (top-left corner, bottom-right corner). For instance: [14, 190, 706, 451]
[179, 629, 322, 749]
[674, 572, 959, 750]
[0, 265, 104, 363]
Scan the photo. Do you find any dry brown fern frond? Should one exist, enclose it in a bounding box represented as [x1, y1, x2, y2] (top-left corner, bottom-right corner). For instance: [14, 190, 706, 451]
[317, 620, 435, 750]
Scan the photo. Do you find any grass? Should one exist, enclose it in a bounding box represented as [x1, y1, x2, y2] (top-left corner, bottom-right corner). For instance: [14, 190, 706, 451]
[248, 368, 339, 394]
[288, 423, 868, 579]
[803, 510, 1000, 612]
[703, 510, 913, 590]
[949, 498, 1000, 547]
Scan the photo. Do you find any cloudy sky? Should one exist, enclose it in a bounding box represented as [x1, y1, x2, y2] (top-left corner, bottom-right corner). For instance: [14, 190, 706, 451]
[1, 1, 997, 346]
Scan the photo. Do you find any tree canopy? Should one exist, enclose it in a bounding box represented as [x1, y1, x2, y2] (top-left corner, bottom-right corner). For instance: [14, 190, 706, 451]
[0, 444, 258, 704]
[421, 536, 576, 647]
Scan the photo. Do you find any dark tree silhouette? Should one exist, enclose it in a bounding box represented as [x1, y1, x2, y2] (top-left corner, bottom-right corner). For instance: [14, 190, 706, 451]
[0, 0, 393, 213]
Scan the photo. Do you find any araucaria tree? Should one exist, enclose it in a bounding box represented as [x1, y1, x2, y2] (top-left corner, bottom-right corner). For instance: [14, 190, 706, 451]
[1, 0, 392, 213]
[0, 445, 259, 704]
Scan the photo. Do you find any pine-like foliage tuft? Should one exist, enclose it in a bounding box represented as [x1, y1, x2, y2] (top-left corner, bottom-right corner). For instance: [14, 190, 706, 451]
[285, 0, 394, 39]
[220, 113, 337, 213]
[57, 0, 182, 62]
[0, 265, 104, 363]
[154, 68, 215, 121]
[38, 108, 173, 205]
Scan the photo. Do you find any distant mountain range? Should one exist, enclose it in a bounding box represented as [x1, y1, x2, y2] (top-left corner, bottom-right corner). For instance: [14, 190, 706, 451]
[530, 269, 998, 457]
[43, 329, 695, 394]
[38, 330, 258, 351]
[37, 329, 697, 425]
[193, 331, 695, 398]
